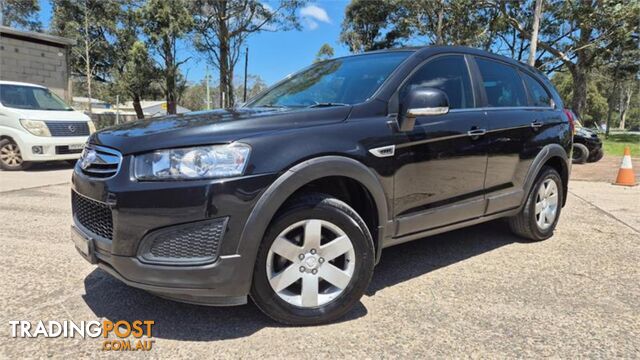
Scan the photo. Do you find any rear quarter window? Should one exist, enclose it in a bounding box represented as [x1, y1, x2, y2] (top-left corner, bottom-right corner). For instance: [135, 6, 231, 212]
[522, 72, 552, 107]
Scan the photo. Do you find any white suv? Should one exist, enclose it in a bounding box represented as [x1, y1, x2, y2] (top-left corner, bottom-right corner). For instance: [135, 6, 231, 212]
[0, 81, 95, 170]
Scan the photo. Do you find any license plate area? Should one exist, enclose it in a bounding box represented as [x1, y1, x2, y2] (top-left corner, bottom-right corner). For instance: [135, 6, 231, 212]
[71, 226, 97, 264]
[68, 144, 85, 150]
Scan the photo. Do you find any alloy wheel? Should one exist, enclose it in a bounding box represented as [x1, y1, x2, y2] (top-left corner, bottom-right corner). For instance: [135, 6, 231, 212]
[0, 143, 23, 167]
[534, 178, 559, 230]
[266, 219, 356, 308]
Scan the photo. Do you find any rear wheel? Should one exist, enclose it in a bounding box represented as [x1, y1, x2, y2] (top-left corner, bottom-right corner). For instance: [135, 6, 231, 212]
[572, 143, 589, 164]
[508, 167, 563, 241]
[251, 193, 374, 325]
[588, 148, 604, 163]
[0, 139, 31, 171]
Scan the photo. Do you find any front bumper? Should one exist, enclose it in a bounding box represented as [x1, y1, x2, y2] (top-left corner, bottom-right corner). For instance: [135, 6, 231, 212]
[15, 133, 88, 161]
[71, 155, 278, 304]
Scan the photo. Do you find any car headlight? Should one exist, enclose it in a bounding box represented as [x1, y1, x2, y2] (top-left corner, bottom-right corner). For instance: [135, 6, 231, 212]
[20, 119, 51, 137]
[88, 120, 97, 134]
[134, 143, 251, 180]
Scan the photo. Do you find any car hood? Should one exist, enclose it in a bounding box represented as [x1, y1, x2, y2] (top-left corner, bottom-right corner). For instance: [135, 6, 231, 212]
[3, 108, 90, 121]
[91, 106, 351, 155]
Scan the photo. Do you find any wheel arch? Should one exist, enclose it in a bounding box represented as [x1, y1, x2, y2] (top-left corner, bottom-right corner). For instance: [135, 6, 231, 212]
[523, 144, 570, 208]
[236, 156, 390, 292]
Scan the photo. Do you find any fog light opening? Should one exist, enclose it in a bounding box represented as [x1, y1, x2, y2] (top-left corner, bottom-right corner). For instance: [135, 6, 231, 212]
[32, 146, 43, 154]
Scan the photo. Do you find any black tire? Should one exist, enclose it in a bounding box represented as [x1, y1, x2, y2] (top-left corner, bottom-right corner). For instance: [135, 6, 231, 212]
[587, 148, 604, 163]
[251, 193, 375, 325]
[572, 143, 589, 164]
[0, 139, 32, 171]
[508, 166, 563, 241]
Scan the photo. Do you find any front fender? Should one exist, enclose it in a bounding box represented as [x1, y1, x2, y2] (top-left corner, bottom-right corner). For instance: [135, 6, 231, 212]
[233, 156, 390, 295]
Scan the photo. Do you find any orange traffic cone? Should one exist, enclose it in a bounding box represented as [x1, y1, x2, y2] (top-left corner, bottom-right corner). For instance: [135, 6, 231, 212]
[613, 146, 637, 186]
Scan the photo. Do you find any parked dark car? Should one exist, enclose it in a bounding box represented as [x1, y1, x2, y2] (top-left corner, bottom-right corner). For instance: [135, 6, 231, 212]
[71, 46, 572, 325]
[569, 111, 604, 163]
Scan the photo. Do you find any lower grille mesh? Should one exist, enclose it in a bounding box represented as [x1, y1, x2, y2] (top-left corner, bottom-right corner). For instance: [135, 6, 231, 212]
[72, 191, 113, 240]
[138, 218, 227, 265]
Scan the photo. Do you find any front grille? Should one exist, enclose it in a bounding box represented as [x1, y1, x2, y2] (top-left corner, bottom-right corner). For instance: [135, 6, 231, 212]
[56, 146, 83, 155]
[79, 145, 121, 179]
[72, 191, 113, 240]
[46, 121, 90, 137]
[138, 218, 228, 265]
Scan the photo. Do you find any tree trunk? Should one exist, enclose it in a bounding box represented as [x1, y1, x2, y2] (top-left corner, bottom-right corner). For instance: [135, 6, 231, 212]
[164, 35, 177, 114]
[570, 67, 588, 118]
[83, 0, 92, 114]
[619, 85, 632, 130]
[528, 0, 543, 66]
[217, 3, 230, 108]
[435, 2, 444, 45]
[133, 94, 144, 119]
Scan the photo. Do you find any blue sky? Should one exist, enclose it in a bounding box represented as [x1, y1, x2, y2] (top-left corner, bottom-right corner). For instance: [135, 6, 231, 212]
[38, 1, 353, 85]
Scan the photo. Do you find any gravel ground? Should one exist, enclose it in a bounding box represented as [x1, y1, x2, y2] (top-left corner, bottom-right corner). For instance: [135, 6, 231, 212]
[0, 180, 638, 358]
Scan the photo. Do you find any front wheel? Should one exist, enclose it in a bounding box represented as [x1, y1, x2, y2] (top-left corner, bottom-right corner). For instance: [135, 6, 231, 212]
[251, 193, 375, 325]
[508, 167, 563, 241]
[0, 139, 31, 171]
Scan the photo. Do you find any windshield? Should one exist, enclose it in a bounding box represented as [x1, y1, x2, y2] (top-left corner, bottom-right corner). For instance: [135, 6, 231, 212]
[0, 84, 73, 111]
[248, 52, 412, 108]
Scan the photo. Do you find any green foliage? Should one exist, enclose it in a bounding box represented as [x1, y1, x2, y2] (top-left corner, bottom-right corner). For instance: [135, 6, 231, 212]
[315, 43, 335, 62]
[601, 133, 640, 157]
[116, 41, 162, 101]
[340, 0, 405, 52]
[192, 0, 304, 107]
[50, 0, 121, 81]
[1, 0, 41, 30]
[551, 72, 608, 126]
[140, 0, 194, 113]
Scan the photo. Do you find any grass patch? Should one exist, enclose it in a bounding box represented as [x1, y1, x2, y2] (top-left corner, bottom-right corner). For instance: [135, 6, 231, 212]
[601, 132, 640, 157]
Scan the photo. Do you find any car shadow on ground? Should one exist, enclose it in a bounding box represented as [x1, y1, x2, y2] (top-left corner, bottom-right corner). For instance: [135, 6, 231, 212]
[82, 220, 523, 341]
[24, 161, 76, 172]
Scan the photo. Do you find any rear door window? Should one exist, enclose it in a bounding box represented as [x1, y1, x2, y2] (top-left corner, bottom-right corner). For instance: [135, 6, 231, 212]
[522, 72, 551, 107]
[475, 58, 527, 107]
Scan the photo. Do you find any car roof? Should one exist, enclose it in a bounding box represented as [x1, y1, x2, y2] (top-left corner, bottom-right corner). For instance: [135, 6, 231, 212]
[356, 45, 543, 76]
[0, 80, 47, 89]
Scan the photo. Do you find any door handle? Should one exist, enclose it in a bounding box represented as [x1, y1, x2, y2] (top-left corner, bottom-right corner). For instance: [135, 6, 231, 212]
[531, 121, 544, 129]
[467, 129, 487, 137]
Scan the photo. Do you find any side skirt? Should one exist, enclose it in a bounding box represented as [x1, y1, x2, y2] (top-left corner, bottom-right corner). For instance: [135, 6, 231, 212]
[382, 207, 520, 249]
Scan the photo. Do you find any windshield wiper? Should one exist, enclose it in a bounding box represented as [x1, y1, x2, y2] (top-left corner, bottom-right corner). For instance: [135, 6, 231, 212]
[307, 102, 349, 108]
[259, 104, 287, 108]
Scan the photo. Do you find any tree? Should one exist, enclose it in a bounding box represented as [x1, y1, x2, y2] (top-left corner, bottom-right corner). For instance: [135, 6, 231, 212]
[192, 0, 303, 108]
[0, 0, 41, 30]
[527, 0, 543, 66]
[116, 41, 161, 119]
[141, 0, 193, 114]
[340, 0, 406, 52]
[495, 0, 640, 117]
[51, 0, 121, 113]
[314, 43, 334, 62]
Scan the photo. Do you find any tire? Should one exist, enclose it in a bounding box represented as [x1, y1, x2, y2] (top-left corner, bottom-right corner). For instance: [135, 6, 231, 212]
[0, 139, 32, 171]
[508, 166, 563, 241]
[251, 193, 375, 325]
[587, 148, 604, 163]
[572, 143, 589, 164]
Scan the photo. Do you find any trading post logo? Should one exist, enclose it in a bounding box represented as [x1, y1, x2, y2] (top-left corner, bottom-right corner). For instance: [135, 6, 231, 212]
[9, 320, 155, 351]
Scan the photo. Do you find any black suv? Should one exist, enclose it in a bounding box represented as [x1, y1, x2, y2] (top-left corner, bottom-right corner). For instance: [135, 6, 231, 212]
[71, 46, 572, 325]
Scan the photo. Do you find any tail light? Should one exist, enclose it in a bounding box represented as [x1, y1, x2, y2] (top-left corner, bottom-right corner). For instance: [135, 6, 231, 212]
[563, 109, 575, 134]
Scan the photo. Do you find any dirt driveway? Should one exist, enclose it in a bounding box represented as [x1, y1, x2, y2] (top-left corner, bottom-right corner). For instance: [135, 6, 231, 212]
[0, 163, 639, 357]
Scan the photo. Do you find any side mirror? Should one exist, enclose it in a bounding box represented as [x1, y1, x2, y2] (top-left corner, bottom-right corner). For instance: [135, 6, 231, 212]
[397, 87, 450, 132]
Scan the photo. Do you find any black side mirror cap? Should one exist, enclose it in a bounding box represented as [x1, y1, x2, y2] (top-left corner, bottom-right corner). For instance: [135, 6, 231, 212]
[397, 87, 450, 132]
